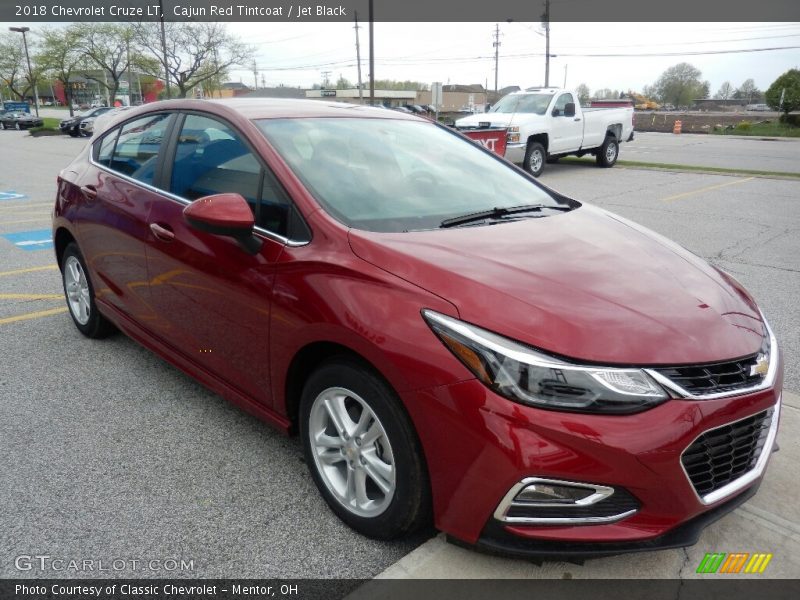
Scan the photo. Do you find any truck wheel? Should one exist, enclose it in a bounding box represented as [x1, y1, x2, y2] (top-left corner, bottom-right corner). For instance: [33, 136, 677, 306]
[523, 142, 546, 177]
[597, 136, 619, 168]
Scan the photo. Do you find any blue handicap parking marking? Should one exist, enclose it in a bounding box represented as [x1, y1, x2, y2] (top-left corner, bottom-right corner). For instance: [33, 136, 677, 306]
[0, 191, 27, 201]
[2, 229, 53, 251]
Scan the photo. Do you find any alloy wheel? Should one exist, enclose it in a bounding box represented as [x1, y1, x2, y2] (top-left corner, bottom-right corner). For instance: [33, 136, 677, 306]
[308, 386, 396, 518]
[64, 255, 91, 325]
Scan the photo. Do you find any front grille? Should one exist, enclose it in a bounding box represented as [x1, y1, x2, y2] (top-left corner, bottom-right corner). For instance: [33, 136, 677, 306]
[653, 354, 764, 396]
[681, 409, 772, 497]
[505, 488, 639, 520]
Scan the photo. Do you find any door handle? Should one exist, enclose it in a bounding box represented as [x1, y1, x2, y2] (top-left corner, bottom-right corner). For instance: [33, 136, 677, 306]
[80, 185, 98, 200]
[574, 117, 582, 121]
[149, 222, 175, 242]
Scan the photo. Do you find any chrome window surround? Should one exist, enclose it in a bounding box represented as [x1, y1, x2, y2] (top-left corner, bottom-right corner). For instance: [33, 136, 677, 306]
[681, 397, 780, 506]
[88, 134, 310, 249]
[645, 318, 779, 401]
[493, 477, 637, 524]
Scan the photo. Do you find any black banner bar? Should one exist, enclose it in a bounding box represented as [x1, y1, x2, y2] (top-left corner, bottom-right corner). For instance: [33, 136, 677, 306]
[2, 0, 799, 22]
[2, 579, 800, 600]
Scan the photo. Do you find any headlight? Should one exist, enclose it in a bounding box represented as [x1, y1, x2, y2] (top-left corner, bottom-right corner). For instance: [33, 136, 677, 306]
[423, 310, 668, 414]
[507, 125, 520, 144]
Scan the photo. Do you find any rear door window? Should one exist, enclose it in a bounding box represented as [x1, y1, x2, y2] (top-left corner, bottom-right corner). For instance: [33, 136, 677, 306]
[110, 114, 171, 185]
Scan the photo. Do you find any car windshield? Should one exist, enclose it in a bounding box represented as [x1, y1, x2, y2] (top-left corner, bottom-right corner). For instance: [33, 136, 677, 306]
[489, 93, 554, 115]
[256, 117, 573, 233]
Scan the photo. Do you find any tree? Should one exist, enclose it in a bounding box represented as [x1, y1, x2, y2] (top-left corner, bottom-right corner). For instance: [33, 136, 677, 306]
[0, 31, 42, 101]
[735, 78, 760, 104]
[714, 81, 733, 100]
[135, 22, 250, 99]
[652, 62, 708, 108]
[765, 69, 800, 116]
[37, 25, 84, 115]
[592, 88, 620, 100]
[335, 74, 352, 89]
[575, 83, 590, 105]
[74, 23, 139, 106]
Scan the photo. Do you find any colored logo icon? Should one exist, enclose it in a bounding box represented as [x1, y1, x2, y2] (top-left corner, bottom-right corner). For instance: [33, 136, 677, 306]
[697, 552, 773, 574]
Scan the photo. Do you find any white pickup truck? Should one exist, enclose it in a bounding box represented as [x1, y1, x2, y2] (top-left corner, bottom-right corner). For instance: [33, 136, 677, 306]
[456, 87, 634, 177]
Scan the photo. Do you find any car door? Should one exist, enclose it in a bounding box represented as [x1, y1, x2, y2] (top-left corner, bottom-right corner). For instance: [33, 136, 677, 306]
[75, 112, 174, 320]
[143, 112, 300, 405]
[547, 93, 583, 154]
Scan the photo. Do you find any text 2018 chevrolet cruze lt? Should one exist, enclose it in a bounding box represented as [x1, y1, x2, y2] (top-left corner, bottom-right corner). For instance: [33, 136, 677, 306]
[53, 99, 781, 557]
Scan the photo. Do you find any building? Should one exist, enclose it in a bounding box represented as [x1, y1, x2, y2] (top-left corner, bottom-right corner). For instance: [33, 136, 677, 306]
[417, 84, 488, 112]
[305, 88, 417, 107]
[243, 87, 306, 100]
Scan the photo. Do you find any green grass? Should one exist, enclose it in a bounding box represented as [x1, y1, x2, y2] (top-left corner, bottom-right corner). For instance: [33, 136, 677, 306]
[560, 157, 800, 179]
[28, 117, 62, 135]
[710, 121, 800, 138]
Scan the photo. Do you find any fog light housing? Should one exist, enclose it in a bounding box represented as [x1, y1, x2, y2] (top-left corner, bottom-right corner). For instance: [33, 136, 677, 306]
[494, 477, 640, 524]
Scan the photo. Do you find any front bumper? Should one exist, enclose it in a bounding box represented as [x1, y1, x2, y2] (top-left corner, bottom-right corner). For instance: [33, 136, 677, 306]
[404, 361, 782, 556]
[504, 142, 527, 164]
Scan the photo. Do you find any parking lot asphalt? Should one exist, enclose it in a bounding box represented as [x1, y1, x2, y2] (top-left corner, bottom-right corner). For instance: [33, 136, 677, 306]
[1, 128, 798, 581]
[612, 131, 800, 174]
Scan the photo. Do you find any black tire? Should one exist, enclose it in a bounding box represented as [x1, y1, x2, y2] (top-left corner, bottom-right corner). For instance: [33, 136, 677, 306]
[596, 135, 619, 168]
[523, 141, 546, 177]
[299, 358, 431, 540]
[546, 155, 561, 164]
[68, 129, 80, 138]
[60, 242, 116, 338]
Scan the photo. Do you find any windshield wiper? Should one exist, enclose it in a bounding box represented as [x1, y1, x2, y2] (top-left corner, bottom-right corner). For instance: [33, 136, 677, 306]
[440, 204, 571, 228]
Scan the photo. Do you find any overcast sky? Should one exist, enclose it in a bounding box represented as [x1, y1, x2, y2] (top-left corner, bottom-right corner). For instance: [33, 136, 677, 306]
[227, 21, 800, 95]
[2, 20, 798, 95]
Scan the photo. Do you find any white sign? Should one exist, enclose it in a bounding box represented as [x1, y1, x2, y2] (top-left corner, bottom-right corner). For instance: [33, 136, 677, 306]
[431, 82, 443, 108]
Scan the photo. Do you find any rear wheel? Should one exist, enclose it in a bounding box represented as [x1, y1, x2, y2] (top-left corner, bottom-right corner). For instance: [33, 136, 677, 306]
[596, 135, 619, 168]
[61, 242, 115, 338]
[300, 358, 430, 539]
[523, 141, 546, 177]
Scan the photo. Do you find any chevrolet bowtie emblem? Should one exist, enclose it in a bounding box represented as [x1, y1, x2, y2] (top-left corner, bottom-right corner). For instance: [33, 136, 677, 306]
[750, 355, 769, 377]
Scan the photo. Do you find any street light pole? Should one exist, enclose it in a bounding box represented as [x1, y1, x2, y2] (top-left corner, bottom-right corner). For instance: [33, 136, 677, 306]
[158, 0, 171, 99]
[9, 26, 39, 117]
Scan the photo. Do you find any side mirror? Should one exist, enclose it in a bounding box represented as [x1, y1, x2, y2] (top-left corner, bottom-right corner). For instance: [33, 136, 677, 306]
[551, 108, 560, 117]
[565, 103, 576, 117]
[183, 193, 262, 255]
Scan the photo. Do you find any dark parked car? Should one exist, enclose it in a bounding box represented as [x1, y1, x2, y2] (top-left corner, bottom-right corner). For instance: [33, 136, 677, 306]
[1, 111, 43, 129]
[59, 106, 113, 137]
[53, 99, 782, 558]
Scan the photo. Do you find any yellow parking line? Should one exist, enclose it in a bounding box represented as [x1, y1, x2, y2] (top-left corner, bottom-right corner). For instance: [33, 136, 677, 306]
[0, 293, 62, 300]
[0, 306, 67, 325]
[661, 177, 754, 202]
[0, 217, 51, 225]
[0, 265, 59, 277]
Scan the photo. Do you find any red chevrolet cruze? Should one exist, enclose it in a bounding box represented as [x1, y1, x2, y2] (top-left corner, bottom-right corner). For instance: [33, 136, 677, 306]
[53, 99, 782, 558]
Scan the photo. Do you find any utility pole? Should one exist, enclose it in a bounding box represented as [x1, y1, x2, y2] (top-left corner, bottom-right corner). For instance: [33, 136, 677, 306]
[253, 60, 258, 90]
[493, 23, 501, 94]
[9, 27, 39, 116]
[369, 0, 374, 106]
[563, 64, 568, 88]
[158, 0, 171, 99]
[354, 11, 364, 104]
[321, 70, 331, 89]
[542, 0, 550, 87]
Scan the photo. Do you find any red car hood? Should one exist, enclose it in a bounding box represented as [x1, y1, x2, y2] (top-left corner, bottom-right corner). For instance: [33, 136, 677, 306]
[348, 205, 764, 365]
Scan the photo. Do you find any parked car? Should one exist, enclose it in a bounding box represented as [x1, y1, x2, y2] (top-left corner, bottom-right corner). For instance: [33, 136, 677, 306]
[746, 104, 770, 112]
[53, 99, 782, 558]
[456, 87, 635, 177]
[60, 106, 113, 137]
[1, 111, 43, 129]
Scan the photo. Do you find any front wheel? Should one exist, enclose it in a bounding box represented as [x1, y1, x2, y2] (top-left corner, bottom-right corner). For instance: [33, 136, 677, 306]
[300, 358, 431, 539]
[61, 243, 116, 338]
[523, 141, 546, 177]
[597, 136, 619, 168]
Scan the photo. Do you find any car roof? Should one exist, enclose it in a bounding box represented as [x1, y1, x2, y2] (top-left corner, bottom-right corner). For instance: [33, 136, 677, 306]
[128, 98, 424, 122]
